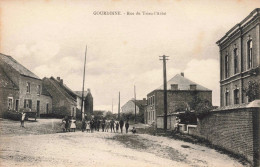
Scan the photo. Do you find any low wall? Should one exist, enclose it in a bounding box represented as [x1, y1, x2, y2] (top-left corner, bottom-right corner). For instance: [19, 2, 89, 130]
[193, 107, 259, 166]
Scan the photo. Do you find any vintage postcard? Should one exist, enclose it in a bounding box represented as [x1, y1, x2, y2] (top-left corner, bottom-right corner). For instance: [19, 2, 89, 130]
[0, 0, 260, 166]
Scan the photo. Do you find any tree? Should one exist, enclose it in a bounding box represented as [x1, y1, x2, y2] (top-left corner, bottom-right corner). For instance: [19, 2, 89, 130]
[244, 81, 260, 102]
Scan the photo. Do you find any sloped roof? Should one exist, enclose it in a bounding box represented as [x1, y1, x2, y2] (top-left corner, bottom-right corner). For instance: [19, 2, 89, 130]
[47, 77, 77, 102]
[156, 74, 210, 91]
[0, 53, 40, 79]
[0, 67, 19, 89]
[41, 85, 52, 97]
[74, 90, 91, 98]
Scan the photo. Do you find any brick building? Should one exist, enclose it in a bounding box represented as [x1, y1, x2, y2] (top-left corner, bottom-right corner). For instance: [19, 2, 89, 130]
[121, 98, 147, 114]
[74, 89, 93, 116]
[145, 73, 212, 125]
[42, 77, 77, 117]
[0, 53, 52, 117]
[217, 8, 260, 107]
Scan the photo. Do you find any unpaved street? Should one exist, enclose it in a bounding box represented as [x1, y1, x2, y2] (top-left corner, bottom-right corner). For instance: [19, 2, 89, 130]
[0, 119, 246, 167]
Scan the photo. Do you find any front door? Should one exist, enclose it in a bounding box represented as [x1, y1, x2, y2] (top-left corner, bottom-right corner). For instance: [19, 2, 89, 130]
[37, 101, 40, 117]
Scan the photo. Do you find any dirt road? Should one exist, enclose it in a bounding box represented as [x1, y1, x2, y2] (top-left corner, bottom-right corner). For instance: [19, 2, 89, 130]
[0, 119, 247, 167]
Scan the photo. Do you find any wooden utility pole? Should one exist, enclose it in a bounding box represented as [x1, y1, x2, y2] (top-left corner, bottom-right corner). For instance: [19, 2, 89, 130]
[134, 85, 137, 123]
[159, 55, 169, 130]
[112, 99, 113, 113]
[80, 46, 87, 121]
[118, 92, 120, 119]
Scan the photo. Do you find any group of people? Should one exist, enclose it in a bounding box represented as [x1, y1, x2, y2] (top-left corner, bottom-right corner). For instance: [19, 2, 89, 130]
[61, 117, 137, 134]
[61, 116, 77, 132]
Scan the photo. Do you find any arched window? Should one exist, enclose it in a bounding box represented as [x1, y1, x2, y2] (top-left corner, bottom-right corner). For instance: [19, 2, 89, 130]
[225, 54, 229, 78]
[234, 86, 239, 104]
[233, 48, 238, 74]
[225, 88, 229, 106]
[247, 40, 253, 69]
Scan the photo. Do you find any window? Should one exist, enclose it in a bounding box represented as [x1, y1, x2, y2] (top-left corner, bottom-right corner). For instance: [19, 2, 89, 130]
[37, 85, 41, 95]
[15, 100, 19, 111]
[24, 99, 32, 109]
[8, 97, 13, 110]
[225, 54, 229, 78]
[247, 40, 253, 69]
[234, 87, 239, 104]
[225, 89, 229, 106]
[152, 96, 155, 104]
[234, 48, 238, 74]
[26, 82, 31, 93]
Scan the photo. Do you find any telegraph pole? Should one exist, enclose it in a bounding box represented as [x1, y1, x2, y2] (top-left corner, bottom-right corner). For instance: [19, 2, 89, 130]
[112, 99, 113, 113]
[159, 55, 169, 130]
[134, 85, 137, 123]
[118, 92, 120, 119]
[81, 45, 87, 121]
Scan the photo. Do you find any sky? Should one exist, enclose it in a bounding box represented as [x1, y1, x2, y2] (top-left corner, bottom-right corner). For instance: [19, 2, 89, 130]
[1, 0, 260, 112]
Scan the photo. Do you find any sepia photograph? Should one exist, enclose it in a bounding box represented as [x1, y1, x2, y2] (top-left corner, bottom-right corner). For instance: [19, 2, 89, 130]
[0, 0, 260, 166]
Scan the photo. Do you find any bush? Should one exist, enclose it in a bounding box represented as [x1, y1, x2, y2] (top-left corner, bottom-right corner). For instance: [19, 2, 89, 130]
[178, 111, 197, 125]
[3, 110, 21, 121]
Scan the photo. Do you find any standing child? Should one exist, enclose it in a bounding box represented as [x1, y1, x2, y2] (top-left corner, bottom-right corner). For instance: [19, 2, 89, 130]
[70, 117, 76, 132]
[116, 121, 119, 133]
[61, 118, 66, 132]
[86, 121, 90, 132]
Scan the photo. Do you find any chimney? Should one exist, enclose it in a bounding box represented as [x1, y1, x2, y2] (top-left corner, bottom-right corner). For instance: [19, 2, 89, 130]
[190, 84, 197, 90]
[181, 72, 184, 77]
[171, 84, 178, 90]
[57, 77, 60, 81]
[60, 79, 63, 85]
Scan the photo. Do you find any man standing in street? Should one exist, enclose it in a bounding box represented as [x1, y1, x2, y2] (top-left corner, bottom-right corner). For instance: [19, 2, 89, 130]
[20, 112, 26, 128]
[125, 120, 129, 133]
[110, 119, 115, 132]
[119, 119, 124, 133]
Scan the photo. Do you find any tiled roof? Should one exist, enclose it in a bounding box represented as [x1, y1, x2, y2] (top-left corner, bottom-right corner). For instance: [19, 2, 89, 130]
[49, 77, 77, 101]
[156, 74, 211, 91]
[0, 53, 40, 79]
[0, 67, 19, 89]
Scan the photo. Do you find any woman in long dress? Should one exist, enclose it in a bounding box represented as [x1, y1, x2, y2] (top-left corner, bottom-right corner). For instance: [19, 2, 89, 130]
[70, 117, 76, 132]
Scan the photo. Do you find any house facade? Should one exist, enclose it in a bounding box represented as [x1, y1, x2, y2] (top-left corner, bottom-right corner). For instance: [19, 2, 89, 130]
[217, 8, 260, 107]
[0, 53, 52, 117]
[121, 98, 147, 114]
[42, 77, 77, 117]
[74, 89, 94, 117]
[145, 73, 212, 125]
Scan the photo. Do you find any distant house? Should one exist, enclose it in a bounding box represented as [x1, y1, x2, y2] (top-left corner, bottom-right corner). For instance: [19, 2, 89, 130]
[42, 77, 77, 117]
[145, 72, 212, 125]
[121, 98, 147, 115]
[0, 53, 52, 117]
[74, 89, 93, 116]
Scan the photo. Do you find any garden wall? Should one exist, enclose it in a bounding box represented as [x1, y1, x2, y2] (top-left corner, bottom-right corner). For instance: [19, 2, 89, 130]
[194, 107, 259, 166]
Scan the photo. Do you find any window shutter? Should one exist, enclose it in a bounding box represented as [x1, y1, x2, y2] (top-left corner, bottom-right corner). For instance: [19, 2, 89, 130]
[24, 100, 26, 108]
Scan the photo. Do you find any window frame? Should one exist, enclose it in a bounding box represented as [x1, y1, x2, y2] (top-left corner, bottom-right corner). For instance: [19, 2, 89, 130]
[8, 97, 13, 110]
[247, 39, 253, 69]
[26, 82, 31, 93]
[233, 48, 238, 74]
[225, 54, 229, 78]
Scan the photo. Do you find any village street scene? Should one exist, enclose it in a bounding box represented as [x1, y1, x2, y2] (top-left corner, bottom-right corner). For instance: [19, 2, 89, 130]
[0, 1, 260, 167]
